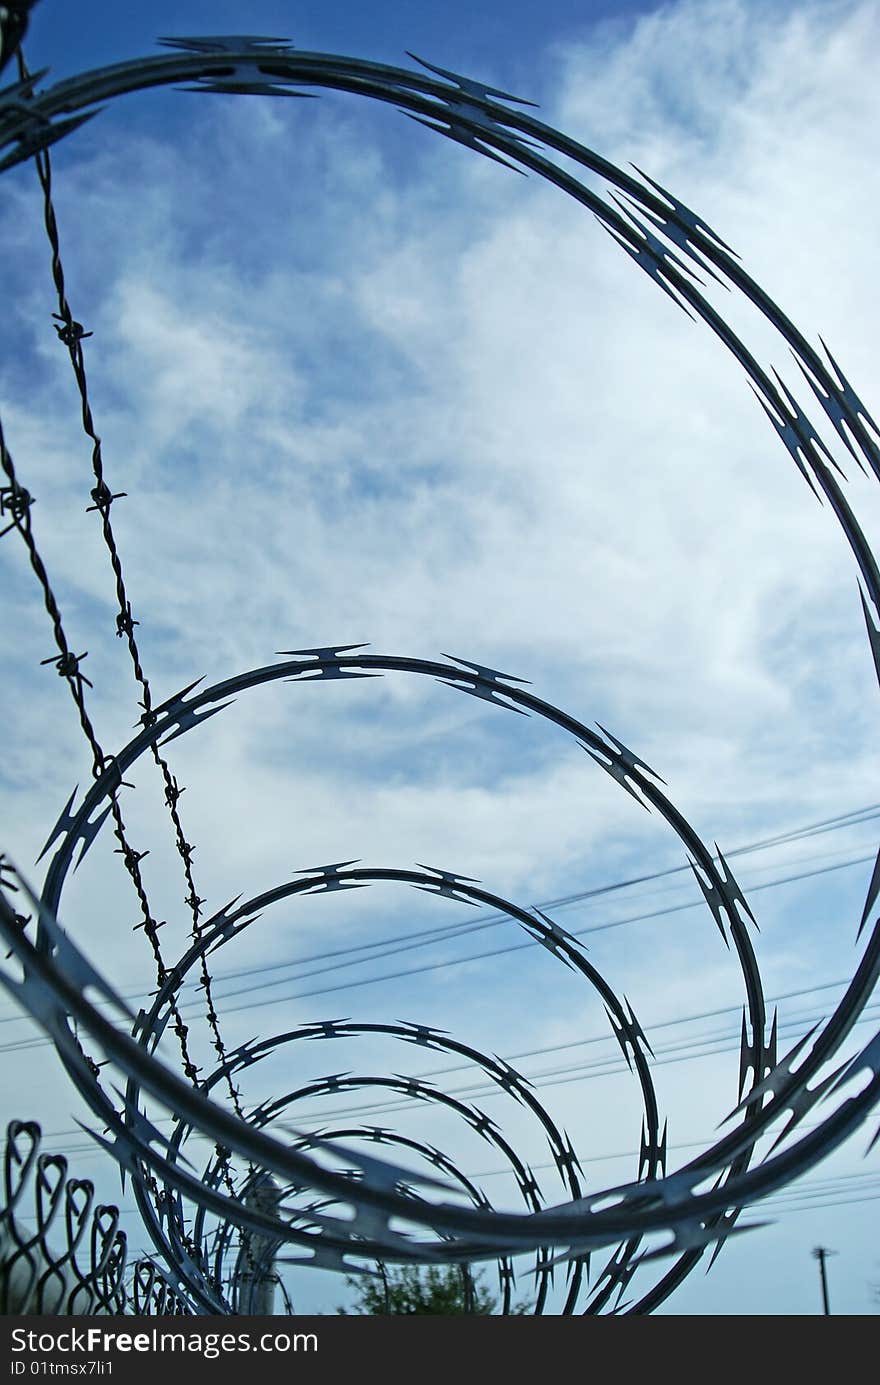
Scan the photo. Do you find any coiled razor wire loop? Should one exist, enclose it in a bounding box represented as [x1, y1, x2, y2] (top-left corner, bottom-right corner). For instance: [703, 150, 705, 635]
[127, 856, 668, 1313]
[0, 31, 879, 1314]
[28, 654, 760, 1311]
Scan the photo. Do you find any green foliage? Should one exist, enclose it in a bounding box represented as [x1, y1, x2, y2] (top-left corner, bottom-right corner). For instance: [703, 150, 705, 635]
[337, 1263, 501, 1315]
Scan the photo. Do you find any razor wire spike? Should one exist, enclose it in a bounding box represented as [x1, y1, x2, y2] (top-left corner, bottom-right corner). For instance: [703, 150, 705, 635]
[310, 1018, 351, 1040]
[279, 642, 379, 682]
[765, 1010, 779, 1073]
[0, 965, 65, 1036]
[740, 1010, 769, 1097]
[607, 193, 706, 287]
[391, 1072, 434, 1098]
[291, 860, 364, 894]
[687, 856, 734, 947]
[440, 651, 531, 686]
[131, 1007, 150, 1040]
[790, 349, 865, 469]
[72, 803, 114, 872]
[597, 215, 697, 321]
[570, 1250, 591, 1285]
[629, 162, 740, 258]
[208, 912, 260, 952]
[766, 1060, 850, 1152]
[401, 109, 526, 174]
[398, 1020, 447, 1048]
[536, 1241, 602, 1273]
[0, 69, 48, 112]
[623, 996, 654, 1058]
[747, 381, 822, 500]
[531, 907, 578, 947]
[228, 1038, 267, 1069]
[205, 894, 242, 928]
[413, 863, 481, 904]
[637, 1218, 768, 1265]
[424, 1144, 449, 1170]
[413, 866, 481, 904]
[157, 34, 295, 54]
[290, 1131, 452, 1193]
[467, 1107, 499, 1141]
[423, 95, 539, 147]
[613, 191, 729, 288]
[765, 372, 842, 488]
[110, 1089, 194, 1166]
[818, 334, 880, 431]
[278, 642, 370, 659]
[145, 1007, 172, 1051]
[278, 1247, 379, 1276]
[580, 740, 651, 812]
[705, 1210, 744, 1273]
[525, 915, 575, 968]
[499, 1259, 517, 1286]
[721, 1020, 823, 1124]
[517, 1165, 541, 1201]
[179, 78, 316, 99]
[138, 675, 205, 727]
[605, 1006, 634, 1072]
[159, 697, 235, 747]
[639, 1118, 668, 1179]
[75, 1121, 141, 1180]
[492, 1056, 532, 1100]
[594, 722, 665, 786]
[366, 1127, 393, 1144]
[714, 843, 757, 926]
[804, 335, 880, 471]
[248, 1098, 276, 1124]
[770, 368, 845, 481]
[828, 1028, 880, 1097]
[0, 107, 103, 174]
[320, 1072, 352, 1094]
[405, 51, 538, 106]
[738, 1011, 775, 1099]
[553, 1134, 582, 1181]
[36, 786, 80, 863]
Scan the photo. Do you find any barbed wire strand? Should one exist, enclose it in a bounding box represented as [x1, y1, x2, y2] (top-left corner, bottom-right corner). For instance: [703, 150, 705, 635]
[13, 46, 246, 1140]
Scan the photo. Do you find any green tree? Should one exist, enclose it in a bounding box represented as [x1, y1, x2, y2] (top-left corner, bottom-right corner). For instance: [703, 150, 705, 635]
[337, 1263, 501, 1314]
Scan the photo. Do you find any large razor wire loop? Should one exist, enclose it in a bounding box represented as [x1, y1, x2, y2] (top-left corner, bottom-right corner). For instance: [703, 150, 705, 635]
[1, 35, 880, 1314]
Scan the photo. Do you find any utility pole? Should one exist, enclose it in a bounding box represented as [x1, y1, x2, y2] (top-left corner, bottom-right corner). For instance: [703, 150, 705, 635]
[812, 1246, 836, 1315]
[239, 1174, 283, 1315]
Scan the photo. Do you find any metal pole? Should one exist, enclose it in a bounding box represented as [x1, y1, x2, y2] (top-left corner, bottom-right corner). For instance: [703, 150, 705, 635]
[239, 1175, 283, 1315]
[812, 1246, 834, 1315]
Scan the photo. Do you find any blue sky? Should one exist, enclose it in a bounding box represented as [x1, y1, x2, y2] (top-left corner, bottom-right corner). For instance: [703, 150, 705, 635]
[2, 0, 880, 1315]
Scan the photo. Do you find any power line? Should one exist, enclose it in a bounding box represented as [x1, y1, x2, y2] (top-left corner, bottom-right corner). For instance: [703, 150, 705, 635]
[202, 840, 876, 1009]
[7, 969, 857, 1148]
[207, 851, 877, 1019]
[276, 1006, 880, 1127]
[2, 802, 876, 1031]
[0, 858, 871, 1072]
